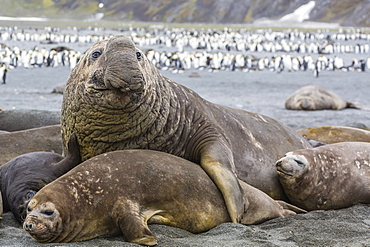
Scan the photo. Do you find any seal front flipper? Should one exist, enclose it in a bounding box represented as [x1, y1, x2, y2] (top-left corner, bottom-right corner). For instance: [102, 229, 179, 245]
[200, 142, 245, 223]
[114, 200, 157, 246]
[276, 200, 307, 214]
[52, 133, 81, 176]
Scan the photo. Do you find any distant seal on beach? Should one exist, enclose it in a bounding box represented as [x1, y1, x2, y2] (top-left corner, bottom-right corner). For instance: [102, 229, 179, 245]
[0, 125, 62, 166]
[276, 142, 370, 211]
[0, 133, 80, 223]
[24, 149, 304, 245]
[61, 35, 310, 222]
[51, 84, 65, 94]
[285, 85, 359, 110]
[297, 125, 370, 144]
[0, 110, 60, 131]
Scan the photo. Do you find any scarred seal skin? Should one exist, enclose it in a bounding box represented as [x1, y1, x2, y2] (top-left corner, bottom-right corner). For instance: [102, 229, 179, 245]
[276, 142, 370, 211]
[285, 85, 360, 110]
[297, 125, 370, 144]
[61, 35, 311, 222]
[23, 149, 304, 246]
[0, 133, 81, 223]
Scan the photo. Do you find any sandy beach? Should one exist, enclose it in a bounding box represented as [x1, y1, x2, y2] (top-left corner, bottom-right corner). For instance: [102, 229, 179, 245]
[1, 24, 370, 246]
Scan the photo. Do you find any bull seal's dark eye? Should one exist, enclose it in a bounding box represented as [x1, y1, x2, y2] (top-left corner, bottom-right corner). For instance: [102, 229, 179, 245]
[136, 51, 142, 60]
[42, 210, 55, 216]
[26, 190, 36, 200]
[294, 159, 304, 165]
[91, 49, 102, 59]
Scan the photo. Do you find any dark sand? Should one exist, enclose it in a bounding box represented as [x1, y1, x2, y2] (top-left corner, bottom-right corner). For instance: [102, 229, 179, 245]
[1, 33, 370, 246]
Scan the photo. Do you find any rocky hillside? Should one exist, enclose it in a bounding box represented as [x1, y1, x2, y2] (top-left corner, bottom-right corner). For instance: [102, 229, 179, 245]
[1, 0, 369, 27]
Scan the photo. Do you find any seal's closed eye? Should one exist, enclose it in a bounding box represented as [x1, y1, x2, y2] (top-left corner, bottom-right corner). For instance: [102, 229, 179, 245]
[42, 210, 55, 216]
[294, 159, 304, 165]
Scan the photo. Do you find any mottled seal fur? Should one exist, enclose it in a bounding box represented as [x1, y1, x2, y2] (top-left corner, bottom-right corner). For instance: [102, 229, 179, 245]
[285, 85, 359, 110]
[0, 125, 62, 166]
[276, 142, 370, 210]
[297, 125, 370, 144]
[24, 149, 304, 245]
[61, 35, 311, 222]
[0, 133, 80, 223]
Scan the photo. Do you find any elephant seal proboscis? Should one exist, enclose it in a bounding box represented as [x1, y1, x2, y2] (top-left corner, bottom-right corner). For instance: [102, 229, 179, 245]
[297, 125, 370, 144]
[24, 149, 304, 245]
[285, 85, 360, 110]
[61, 35, 311, 222]
[0, 125, 62, 166]
[0, 133, 81, 223]
[276, 142, 370, 211]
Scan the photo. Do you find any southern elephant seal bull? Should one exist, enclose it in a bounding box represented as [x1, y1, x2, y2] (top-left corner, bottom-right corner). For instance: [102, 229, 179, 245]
[276, 142, 370, 211]
[0, 125, 62, 166]
[24, 149, 304, 245]
[0, 133, 81, 223]
[61, 35, 311, 222]
[285, 85, 359, 110]
[297, 125, 370, 144]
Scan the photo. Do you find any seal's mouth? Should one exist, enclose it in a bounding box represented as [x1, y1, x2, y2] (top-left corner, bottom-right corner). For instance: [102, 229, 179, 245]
[276, 169, 293, 177]
[276, 160, 294, 177]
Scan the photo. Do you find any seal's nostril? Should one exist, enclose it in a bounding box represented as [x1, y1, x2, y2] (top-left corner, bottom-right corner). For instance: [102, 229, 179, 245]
[276, 160, 282, 167]
[24, 222, 33, 231]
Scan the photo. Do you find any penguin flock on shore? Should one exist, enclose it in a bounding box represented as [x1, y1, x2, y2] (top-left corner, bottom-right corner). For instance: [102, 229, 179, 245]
[0, 25, 369, 77]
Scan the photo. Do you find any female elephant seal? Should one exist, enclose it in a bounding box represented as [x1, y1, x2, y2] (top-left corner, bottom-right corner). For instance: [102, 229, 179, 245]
[0, 133, 81, 223]
[276, 142, 370, 211]
[24, 149, 303, 245]
[285, 85, 359, 110]
[297, 125, 370, 144]
[61, 35, 310, 222]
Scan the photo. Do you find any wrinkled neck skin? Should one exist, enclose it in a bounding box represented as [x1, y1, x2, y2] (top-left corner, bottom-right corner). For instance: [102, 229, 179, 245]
[62, 36, 214, 162]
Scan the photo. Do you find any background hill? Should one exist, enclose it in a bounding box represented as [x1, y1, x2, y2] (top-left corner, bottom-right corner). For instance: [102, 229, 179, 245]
[1, 0, 370, 27]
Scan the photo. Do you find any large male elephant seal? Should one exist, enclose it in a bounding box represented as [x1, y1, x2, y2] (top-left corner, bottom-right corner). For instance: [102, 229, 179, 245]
[297, 125, 370, 144]
[24, 149, 304, 245]
[0, 133, 81, 223]
[276, 142, 370, 211]
[61, 35, 311, 222]
[285, 85, 359, 110]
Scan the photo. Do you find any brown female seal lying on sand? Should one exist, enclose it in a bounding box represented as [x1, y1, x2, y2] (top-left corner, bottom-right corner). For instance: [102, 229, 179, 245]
[285, 85, 360, 110]
[24, 149, 304, 246]
[0, 125, 62, 166]
[61, 35, 311, 223]
[276, 142, 370, 211]
[297, 125, 370, 144]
